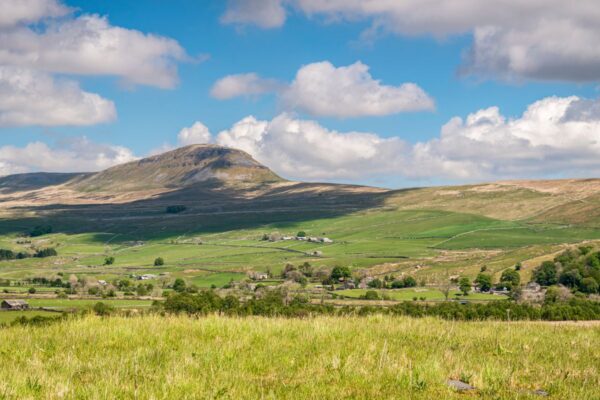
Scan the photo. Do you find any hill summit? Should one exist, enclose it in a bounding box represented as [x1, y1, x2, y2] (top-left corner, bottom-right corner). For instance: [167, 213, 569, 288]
[71, 144, 283, 192]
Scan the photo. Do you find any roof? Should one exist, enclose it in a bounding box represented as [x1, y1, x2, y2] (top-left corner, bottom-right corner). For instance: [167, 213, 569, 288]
[2, 299, 28, 306]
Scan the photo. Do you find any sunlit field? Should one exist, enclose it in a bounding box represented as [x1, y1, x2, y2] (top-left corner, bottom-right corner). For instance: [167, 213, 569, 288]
[0, 315, 597, 399]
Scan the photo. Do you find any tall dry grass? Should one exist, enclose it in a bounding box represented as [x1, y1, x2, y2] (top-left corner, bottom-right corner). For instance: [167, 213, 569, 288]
[0, 315, 598, 399]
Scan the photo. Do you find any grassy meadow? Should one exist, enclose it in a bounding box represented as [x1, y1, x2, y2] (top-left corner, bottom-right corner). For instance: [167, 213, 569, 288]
[0, 315, 597, 399]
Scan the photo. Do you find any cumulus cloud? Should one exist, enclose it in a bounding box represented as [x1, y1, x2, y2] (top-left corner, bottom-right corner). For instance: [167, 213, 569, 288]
[216, 113, 408, 180]
[212, 61, 434, 118]
[212, 96, 600, 183]
[211, 73, 283, 100]
[282, 61, 434, 117]
[0, 137, 137, 176]
[0, 0, 69, 28]
[0, 14, 187, 88]
[223, 0, 600, 82]
[221, 0, 287, 28]
[0, 67, 116, 127]
[412, 96, 600, 180]
[178, 122, 212, 145]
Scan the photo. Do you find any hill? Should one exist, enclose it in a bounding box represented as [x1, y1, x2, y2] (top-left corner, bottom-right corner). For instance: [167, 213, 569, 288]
[70, 144, 283, 192]
[0, 144, 599, 291]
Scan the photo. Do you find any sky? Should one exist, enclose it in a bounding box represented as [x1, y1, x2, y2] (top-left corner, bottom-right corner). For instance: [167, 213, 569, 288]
[1, 0, 600, 188]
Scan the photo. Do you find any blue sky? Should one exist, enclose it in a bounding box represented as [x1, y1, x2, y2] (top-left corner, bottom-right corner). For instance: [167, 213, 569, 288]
[1, 0, 600, 188]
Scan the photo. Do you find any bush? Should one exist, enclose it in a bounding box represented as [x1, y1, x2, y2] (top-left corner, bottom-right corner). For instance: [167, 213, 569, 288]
[93, 302, 114, 316]
[154, 257, 164, 266]
[104, 256, 115, 265]
[362, 290, 380, 300]
[459, 277, 471, 295]
[28, 287, 36, 294]
[296, 231, 306, 238]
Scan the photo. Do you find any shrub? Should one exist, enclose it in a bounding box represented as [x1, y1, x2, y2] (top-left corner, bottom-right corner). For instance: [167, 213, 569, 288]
[104, 256, 115, 265]
[296, 231, 306, 238]
[362, 290, 380, 300]
[93, 302, 114, 316]
[28, 287, 36, 294]
[154, 257, 164, 266]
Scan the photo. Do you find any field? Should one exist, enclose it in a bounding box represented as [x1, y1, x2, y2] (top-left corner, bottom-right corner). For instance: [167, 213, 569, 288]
[1, 208, 599, 289]
[0, 315, 597, 399]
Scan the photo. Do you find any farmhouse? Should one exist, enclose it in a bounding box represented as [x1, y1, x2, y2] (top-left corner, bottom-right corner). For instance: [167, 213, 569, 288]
[249, 272, 269, 280]
[1, 299, 29, 310]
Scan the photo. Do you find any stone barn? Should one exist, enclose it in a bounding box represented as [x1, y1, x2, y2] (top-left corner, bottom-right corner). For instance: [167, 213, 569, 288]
[1, 299, 29, 310]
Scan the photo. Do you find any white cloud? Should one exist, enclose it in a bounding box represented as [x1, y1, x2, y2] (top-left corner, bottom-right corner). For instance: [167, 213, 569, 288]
[211, 73, 282, 100]
[0, 137, 137, 176]
[213, 96, 600, 183]
[221, 0, 286, 28]
[411, 96, 600, 180]
[0, 14, 187, 88]
[223, 0, 600, 82]
[0, 0, 69, 28]
[212, 61, 434, 118]
[282, 61, 434, 117]
[0, 67, 116, 127]
[216, 113, 407, 180]
[178, 122, 212, 145]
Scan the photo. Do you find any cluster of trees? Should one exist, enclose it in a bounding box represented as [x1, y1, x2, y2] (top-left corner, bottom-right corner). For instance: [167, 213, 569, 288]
[29, 225, 52, 237]
[532, 247, 600, 294]
[166, 205, 187, 214]
[34, 248, 57, 258]
[0, 249, 30, 260]
[160, 289, 600, 321]
[281, 262, 314, 286]
[368, 275, 417, 289]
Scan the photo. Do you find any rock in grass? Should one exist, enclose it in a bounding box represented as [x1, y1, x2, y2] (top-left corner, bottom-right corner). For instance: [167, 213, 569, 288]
[447, 379, 476, 391]
[533, 389, 549, 396]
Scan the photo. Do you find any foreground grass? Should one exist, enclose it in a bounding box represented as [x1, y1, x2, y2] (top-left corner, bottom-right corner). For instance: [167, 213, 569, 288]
[0, 315, 598, 399]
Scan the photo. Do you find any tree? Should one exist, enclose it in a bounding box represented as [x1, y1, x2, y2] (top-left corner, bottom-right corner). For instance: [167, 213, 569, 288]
[533, 261, 558, 286]
[403, 276, 417, 287]
[104, 256, 115, 265]
[296, 231, 306, 238]
[459, 277, 471, 296]
[475, 273, 492, 292]
[515, 262, 522, 271]
[172, 278, 186, 292]
[559, 269, 582, 288]
[580, 277, 599, 294]
[500, 269, 520, 288]
[154, 257, 164, 266]
[330, 266, 351, 281]
[28, 287, 36, 294]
